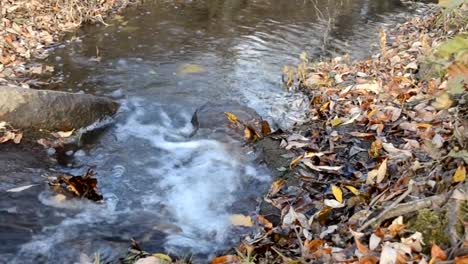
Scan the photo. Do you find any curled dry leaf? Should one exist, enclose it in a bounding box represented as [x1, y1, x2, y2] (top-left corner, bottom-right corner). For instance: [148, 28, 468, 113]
[366, 159, 388, 185]
[269, 179, 285, 196]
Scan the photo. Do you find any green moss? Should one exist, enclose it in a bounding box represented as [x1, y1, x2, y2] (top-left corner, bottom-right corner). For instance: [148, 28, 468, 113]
[407, 209, 450, 251]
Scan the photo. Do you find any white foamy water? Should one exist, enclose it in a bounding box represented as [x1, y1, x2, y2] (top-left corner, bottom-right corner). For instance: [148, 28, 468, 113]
[13, 99, 269, 263]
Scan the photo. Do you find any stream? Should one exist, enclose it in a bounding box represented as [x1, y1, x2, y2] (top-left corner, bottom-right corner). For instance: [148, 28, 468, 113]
[1, 0, 417, 263]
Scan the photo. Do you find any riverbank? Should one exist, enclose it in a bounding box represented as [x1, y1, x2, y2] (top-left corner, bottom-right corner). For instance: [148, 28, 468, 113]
[207, 1, 467, 264]
[1, 0, 140, 88]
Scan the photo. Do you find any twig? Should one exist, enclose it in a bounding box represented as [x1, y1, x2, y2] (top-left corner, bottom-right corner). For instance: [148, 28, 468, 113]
[359, 188, 451, 231]
[358, 181, 414, 232]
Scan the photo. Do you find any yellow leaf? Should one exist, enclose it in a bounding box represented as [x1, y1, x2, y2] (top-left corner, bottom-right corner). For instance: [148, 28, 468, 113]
[345, 185, 360, 196]
[153, 253, 172, 262]
[269, 179, 285, 196]
[453, 165, 466, 183]
[319, 101, 330, 113]
[331, 185, 343, 203]
[224, 112, 239, 124]
[244, 126, 257, 141]
[432, 92, 453, 110]
[177, 63, 205, 74]
[230, 214, 253, 227]
[290, 155, 303, 168]
[330, 117, 342, 127]
[300, 51, 308, 62]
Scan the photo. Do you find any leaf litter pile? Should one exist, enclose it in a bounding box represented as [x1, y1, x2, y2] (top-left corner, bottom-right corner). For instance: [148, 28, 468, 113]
[1, 0, 140, 88]
[207, 3, 468, 264]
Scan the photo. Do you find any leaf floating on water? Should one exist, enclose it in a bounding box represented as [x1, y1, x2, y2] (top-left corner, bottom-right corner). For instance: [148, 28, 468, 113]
[230, 214, 253, 227]
[177, 63, 205, 75]
[453, 165, 466, 183]
[6, 184, 37, 193]
[331, 185, 343, 203]
[224, 112, 239, 124]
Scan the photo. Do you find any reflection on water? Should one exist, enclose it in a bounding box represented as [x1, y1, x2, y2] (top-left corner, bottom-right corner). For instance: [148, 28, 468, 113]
[2, 0, 415, 263]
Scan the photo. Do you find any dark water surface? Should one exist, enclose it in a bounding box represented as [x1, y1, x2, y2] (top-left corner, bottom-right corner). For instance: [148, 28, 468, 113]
[1, 0, 414, 263]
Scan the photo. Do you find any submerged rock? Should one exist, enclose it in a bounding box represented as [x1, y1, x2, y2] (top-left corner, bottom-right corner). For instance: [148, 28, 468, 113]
[191, 101, 262, 131]
[0, 86, 118, 131]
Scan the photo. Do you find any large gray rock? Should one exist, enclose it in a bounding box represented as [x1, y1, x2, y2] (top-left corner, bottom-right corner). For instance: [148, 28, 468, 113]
[0, 86, 118, 131]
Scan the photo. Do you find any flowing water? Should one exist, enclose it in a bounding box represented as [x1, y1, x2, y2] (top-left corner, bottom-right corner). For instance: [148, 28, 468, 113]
[1, 0, 417, 263]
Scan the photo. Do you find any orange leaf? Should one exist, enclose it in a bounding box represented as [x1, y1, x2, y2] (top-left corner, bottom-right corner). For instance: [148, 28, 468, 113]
[261, 120, 271, 136]
[454, 255, 468, 264]
[430, 244, 447, 262]
[269, 179, 285, 196]
[304, 239, 324, 252]
[211, 255, 241, 264]
[359, 256, 379, 264]
[257, 215, 273, 229]
[356, 239, 370, 254]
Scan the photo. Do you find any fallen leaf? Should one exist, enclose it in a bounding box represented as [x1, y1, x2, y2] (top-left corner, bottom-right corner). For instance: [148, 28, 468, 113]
[269, 179, 285, 196]
[230, 214, 253, 227]
[211, 255, 241, 264]
[177, 63, 205, 74]
[380, 245, 397, 264]
[345, 185, 360, 196]
[454, 255, 468, 264]
[56, 129, 74, 138]
[366, 159, 388, 184]
[356, 81, 381, 94]
[453, 165, 466, 183]
[324, 199, 345, 208]
[331, 117, 342, 127]
[331, 185, 343, 203]
[430, 244, 447, 262]
[152, 253, 172, 262]
[224, 112, 239, 124]
[369, 233, 382, 251]
[6, 184, 37, 192]
[261, 120, 271, 136]
[432, 93, 453, 110]
[359, 256, 379, 264]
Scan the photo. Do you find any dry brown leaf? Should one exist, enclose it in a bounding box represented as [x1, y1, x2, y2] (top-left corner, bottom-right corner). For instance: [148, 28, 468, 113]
[261, 120, 271, 136]
[432, 92, 453, 110]
[359, 256, 379, 264]
[366, 159, 388, 184]
[430, 244, 447, 262]
[454, 255, 468, 264]
[269, 179, 285, 196]
[257, 215, 273, 230]
[211, 255, 240, 264]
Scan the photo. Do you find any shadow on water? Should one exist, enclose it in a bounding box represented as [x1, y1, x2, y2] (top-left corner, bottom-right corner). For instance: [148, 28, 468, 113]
[1, 0, 418, 263]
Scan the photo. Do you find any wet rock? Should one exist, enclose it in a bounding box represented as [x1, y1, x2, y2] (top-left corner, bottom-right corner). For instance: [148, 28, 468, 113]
[191, 101, 262, 131]
[0, 86, 118, 131]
